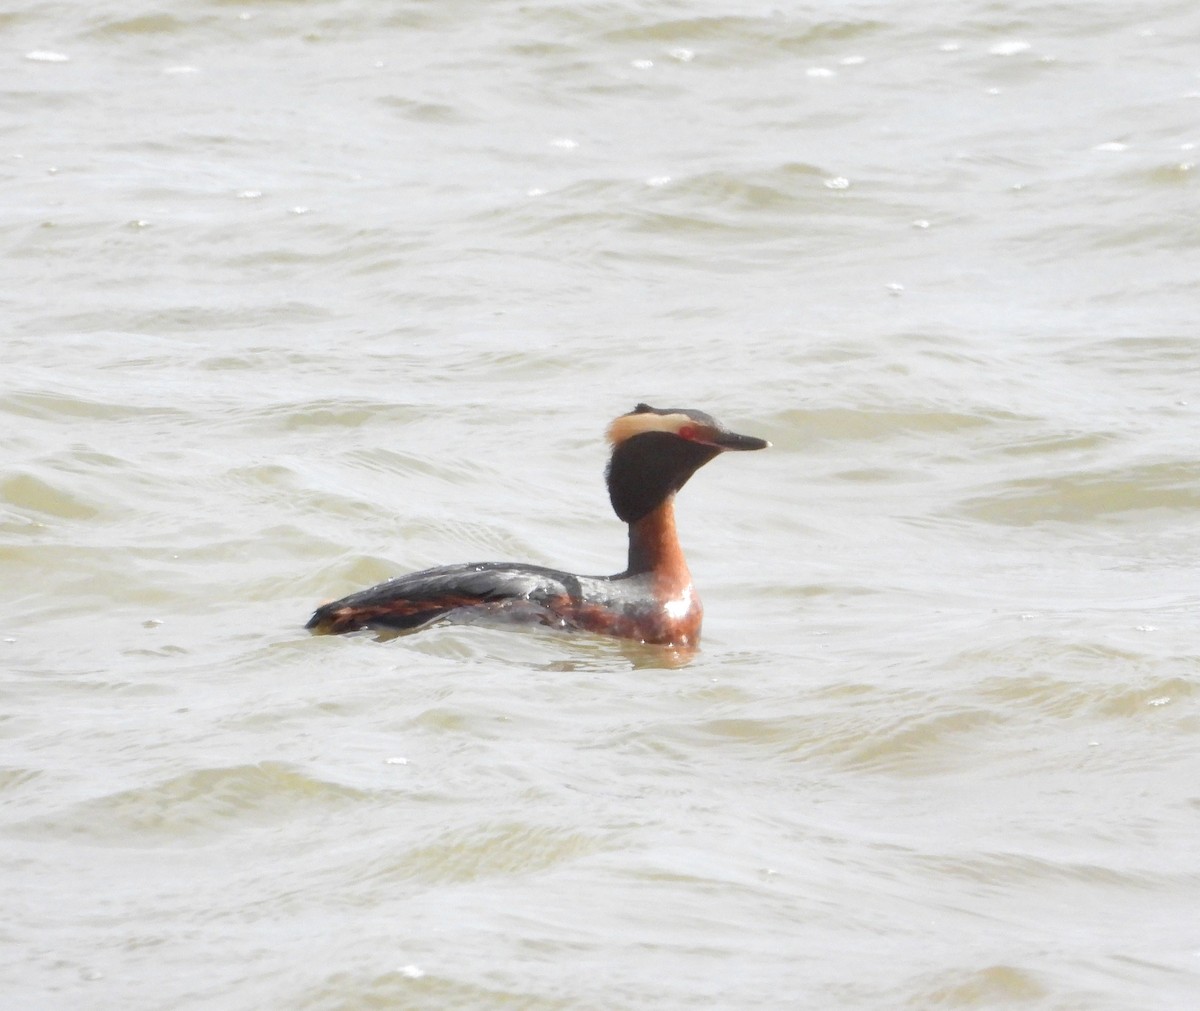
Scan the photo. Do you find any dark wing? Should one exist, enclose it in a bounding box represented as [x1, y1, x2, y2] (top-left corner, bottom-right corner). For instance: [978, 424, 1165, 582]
[305, 562, 586, 635]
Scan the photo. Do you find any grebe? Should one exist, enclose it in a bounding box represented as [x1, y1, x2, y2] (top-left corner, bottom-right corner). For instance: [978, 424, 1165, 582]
[306, 403, 768, 647]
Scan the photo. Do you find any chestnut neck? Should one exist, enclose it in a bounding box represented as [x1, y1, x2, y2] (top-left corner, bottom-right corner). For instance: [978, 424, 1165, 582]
[624, 495, 692, 584]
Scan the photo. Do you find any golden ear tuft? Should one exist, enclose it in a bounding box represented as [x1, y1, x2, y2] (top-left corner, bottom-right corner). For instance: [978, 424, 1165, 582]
[607, 409, 693, 445]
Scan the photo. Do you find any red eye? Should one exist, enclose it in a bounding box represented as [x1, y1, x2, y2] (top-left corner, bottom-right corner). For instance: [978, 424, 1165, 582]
[678, 425, 697, 440]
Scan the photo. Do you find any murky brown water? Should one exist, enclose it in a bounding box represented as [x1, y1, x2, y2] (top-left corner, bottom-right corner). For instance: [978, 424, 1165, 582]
[4, 1, 1199, 1007]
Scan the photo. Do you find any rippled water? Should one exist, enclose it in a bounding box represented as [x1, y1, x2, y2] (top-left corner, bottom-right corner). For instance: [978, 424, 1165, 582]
[4, 1, 1199, 1007]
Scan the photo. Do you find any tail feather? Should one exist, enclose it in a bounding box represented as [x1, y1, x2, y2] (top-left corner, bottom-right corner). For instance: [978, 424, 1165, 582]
[305, 597, 468, 635]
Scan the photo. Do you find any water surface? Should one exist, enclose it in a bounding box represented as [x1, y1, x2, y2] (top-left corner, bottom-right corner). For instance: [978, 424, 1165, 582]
[3, 1, 1199, 1007]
